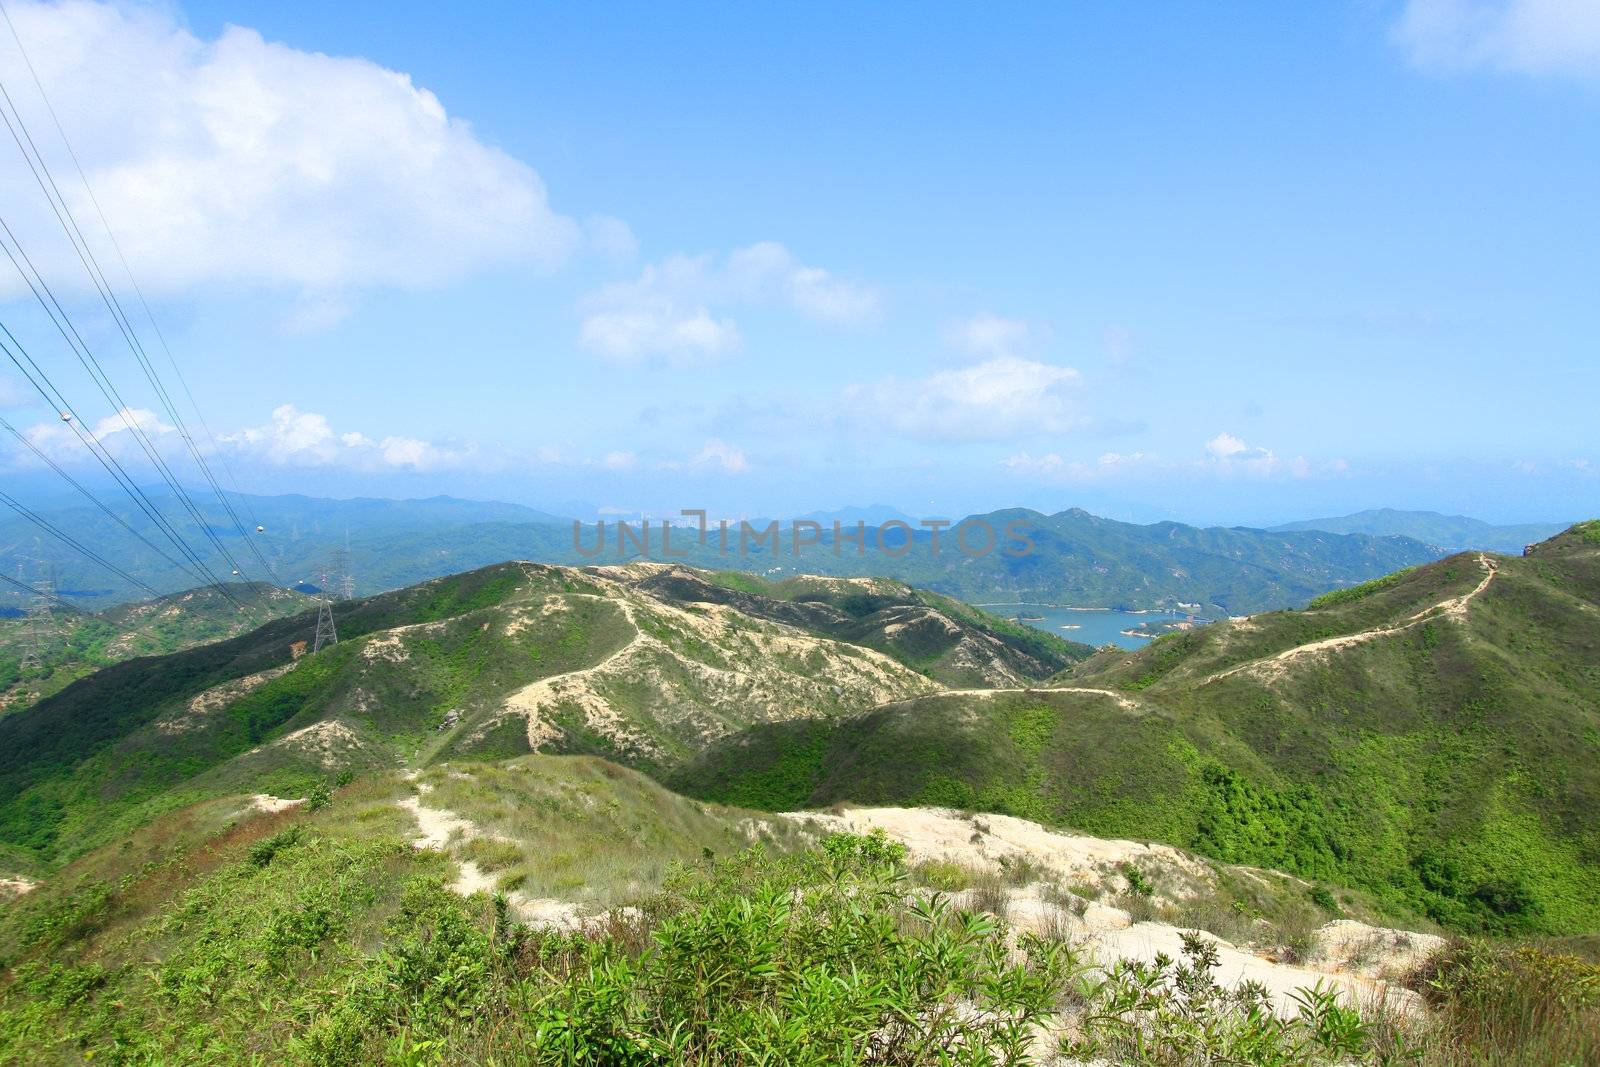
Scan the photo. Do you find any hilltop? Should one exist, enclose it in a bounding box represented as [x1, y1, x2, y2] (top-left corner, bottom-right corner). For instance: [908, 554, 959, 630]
[0, 539, 1595, 1063]
[678, 522, 1600, 936]
[0, 754, 1491, 1064]
[0, 561, 1085, 866]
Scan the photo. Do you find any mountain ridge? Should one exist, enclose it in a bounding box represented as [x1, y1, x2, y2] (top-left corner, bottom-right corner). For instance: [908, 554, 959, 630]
[0, 560, 1085, 866]
[676, 522, 1600, 935]
[8, 495, 1444, 613]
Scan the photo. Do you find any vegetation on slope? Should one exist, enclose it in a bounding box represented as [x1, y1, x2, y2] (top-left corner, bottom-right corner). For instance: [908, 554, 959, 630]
[1272, 508, 1568, 554]
[0, 583, 313, 714]
[3, 560, 1053, 866]
[2, 772, 1591, 1065]
[632, 565, 1094, 684]
[679, 525, 1600, 938]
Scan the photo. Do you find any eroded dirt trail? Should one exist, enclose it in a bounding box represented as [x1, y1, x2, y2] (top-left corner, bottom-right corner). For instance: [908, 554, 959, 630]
[397, 774, 582, 926]
[877, 685, 1149, 714]
[1203, 554, 1498, 686]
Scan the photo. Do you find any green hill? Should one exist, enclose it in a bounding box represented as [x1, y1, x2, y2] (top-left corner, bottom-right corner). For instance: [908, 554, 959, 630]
[0, 561, 1080, 867]
[676, 522, 1600, 936]
[756, 507, 1445, 616]
[0, 583, 315, 714]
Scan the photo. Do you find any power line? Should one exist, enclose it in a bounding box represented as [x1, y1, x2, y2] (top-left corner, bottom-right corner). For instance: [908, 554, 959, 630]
[0, 92, 256, 586]
[0, 219, 247, 594]
[0, 566, 70, 610]
[0, 321, 241, 604]
[0, 413, 206, 584]
[0, 95, 272, 582]
[0, 487, 162, 598]
[0, 0, 277, 580]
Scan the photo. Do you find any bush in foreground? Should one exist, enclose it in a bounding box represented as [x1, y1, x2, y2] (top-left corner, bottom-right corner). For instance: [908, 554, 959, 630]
[3, 822, 1595, 1064]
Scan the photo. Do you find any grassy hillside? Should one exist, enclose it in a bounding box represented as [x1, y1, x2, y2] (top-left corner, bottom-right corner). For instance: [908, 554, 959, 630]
[0, 561, 1072, 867]
[0, 583, 314, 714]
[677, 523, 1600, 937]
[634, 566, 1093, 685]
[3, 757, 1593, 1065]
[0, 758, 794, 1063]
[752, 507, 1445, 616]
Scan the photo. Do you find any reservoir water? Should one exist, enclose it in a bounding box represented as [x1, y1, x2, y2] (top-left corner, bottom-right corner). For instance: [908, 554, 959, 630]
[979, 603, 1207, 650]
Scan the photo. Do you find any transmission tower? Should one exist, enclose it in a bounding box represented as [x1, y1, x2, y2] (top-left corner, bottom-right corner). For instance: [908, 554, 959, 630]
[332, 538, 355, 600]
[311, 548, 349, 653]
[17, 561, 57, 672]
[313, 596, 338, 653]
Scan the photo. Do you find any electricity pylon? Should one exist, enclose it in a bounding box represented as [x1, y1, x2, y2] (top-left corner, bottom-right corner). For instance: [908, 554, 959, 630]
[17, 562, 56, 672]
[311, 546, 353, 654]
[312, 595, 338, 653]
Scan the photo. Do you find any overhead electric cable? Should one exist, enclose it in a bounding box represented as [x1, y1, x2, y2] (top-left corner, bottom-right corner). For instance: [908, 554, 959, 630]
[0, 0, 277, 579]
[0, 95, 255, 584]
[0, 322, 243, 606]
[0, 487, 163, 598]
[0, 567, 71, 609]
[0, 219, 249, 595]
[0, 413, 206, 583]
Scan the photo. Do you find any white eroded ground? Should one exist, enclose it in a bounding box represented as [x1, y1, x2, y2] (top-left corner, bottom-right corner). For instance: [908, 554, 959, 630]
[791, 806, 1443, 1017]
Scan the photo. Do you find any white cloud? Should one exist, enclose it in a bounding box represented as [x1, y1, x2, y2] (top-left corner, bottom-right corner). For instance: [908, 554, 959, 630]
[1001, 436, 1342, 484]
[221, 404, 475, 471]
[1000, 450, 1150, 481]
[578, 241, 878, 362]
[1394, 0, 1600, 78]
[0, 0, 580, 312]
[690, 438, 749, 474]
[584, 216, 639, 265]
[945, 313, 1042, 359]
[601, 450, 637, 471]
[1205, 431, 1281, 474]
[579, 299, 742, 363]
[845, 356, 1083, 442]
[17, 405, 177, 462]
[1205, 431, 1253, 459]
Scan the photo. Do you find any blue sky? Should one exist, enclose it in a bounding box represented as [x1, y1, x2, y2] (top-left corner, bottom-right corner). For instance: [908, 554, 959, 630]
[0, 0, 1596, 525]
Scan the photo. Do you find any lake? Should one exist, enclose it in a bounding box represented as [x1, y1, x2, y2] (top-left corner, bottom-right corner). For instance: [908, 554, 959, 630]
[978, 603, 1208, 650]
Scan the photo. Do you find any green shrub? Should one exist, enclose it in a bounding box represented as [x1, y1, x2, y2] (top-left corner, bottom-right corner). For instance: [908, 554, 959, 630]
[248, 826, 304, 868]
[458, 837, 522, 872]
[1121, 861, 1155, 897]
[1413, 941, 1600, 1064]
[305, 782, 333, 812]
[1307, 568, 1416, 609]
[912, 859, 973, 892]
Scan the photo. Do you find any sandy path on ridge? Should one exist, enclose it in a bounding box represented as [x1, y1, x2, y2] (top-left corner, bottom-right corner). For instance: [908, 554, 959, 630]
[1202, 554, 1497, 685]
[397, 774, 582, 925]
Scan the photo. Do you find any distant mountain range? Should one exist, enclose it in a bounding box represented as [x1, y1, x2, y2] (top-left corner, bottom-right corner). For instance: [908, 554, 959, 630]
[5, 493, 1453, 615]
[1270, 508, 1568, 554]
